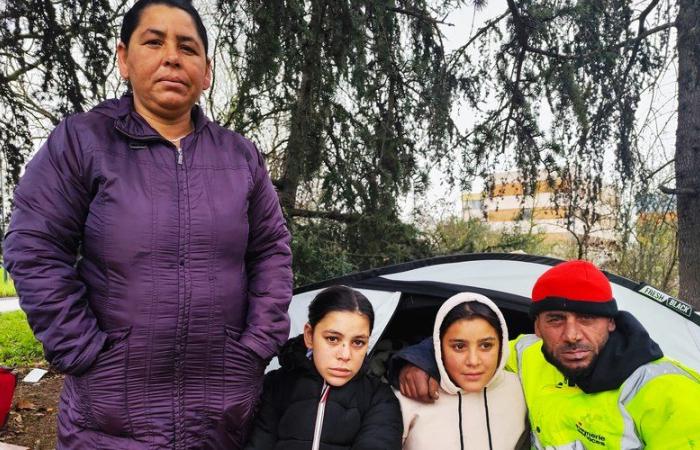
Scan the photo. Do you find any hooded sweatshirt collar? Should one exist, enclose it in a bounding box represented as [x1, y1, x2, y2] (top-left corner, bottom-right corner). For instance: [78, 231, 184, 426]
[433, 293, 510, 395]
[545, 310, 663, 394]
[91, 93, 210, 143]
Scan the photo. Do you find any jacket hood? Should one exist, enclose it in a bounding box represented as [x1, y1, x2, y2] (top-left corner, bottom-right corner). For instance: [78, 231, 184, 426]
[278, 334, 314, 372]
[433, 293, 510, 395]
[90, 93, 210, 140]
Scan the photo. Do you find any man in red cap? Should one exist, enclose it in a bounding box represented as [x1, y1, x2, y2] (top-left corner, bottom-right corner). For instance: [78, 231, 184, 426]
[389, 260, 700, 448]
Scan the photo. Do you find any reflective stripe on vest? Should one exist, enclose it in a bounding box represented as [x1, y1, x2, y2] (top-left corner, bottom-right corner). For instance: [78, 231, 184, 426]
[514, 336, 697, 450]
[618, 360, 698, 449]
[532, 439, 586, 450]
[514, 334, 540, 377]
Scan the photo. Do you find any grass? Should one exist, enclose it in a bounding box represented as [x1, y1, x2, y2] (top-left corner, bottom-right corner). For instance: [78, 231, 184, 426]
[0, 310, 44, 367]
[0, 268, 17, 297]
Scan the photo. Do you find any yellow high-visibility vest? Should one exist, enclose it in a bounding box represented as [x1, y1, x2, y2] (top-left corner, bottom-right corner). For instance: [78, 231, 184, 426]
[507, 335, 700, 449]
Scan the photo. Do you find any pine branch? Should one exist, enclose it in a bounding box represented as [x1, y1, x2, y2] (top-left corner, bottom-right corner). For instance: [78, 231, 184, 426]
[522, 22, 675, 60]
[286, 208, 360, 223]
[448, 11, 509, 72]
[386, 7, 453, 26]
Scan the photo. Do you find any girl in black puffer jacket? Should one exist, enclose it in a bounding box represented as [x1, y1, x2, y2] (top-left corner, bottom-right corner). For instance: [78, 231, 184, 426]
[244, 285, 402, 450]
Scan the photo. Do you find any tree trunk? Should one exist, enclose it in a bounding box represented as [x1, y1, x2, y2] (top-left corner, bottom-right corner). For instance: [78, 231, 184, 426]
[278, 0, 325, 211]
[675, 0, 700, 308]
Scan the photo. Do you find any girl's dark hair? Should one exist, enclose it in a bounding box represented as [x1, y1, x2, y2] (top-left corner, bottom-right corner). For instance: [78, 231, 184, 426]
[440, 301, 503, 362]
[120, 0, 209, 55]
[308, 285, 375, 332]
[440, 301, 502, 339]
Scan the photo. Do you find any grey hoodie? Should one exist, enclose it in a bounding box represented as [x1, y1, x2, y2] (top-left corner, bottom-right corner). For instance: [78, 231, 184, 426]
[397, 292, 528, 450]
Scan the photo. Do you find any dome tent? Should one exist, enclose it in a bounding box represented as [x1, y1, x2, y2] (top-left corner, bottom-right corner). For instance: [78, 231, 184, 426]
[273, 253, 700, 373]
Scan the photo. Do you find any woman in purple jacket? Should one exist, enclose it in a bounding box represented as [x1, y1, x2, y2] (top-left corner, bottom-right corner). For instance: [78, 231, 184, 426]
[3, 1, 292, 448]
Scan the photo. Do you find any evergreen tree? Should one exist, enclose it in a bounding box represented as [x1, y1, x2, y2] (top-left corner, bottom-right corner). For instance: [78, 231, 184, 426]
[450, 0, 699, 305]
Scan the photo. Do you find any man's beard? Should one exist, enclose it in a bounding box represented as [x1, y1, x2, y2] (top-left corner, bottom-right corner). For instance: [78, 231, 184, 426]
[541, 343, 599, 384]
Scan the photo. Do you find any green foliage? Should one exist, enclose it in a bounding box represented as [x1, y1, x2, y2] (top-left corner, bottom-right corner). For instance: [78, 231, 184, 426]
[603, 213, 679, 296]
[0, 0, 121, 188]
[430, 218, 551, 256]
[292, 214, 433, 286]
[430, 217, 492, 254]
[0, 268, 16, 297]
[344, 213, 434, 269]
[291, 220, 356, 287]
[0, 310, 44, 367]
[453, 0, 674, 262]
[217, 1, 465, 215]
[494, 226, 550, 254]
[217, 1, 467, 282]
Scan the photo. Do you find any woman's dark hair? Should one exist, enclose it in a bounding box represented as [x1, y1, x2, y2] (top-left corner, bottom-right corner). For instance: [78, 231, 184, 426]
[308, 285, 375, 332]
[439, 301, 503, 362]
[120, 0, 209, 55]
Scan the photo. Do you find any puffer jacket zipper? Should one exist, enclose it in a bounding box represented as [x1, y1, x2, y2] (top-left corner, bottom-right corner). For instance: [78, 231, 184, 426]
[116, 127, 193, 447]
[311, 381, 330, 450]
[173, 138, 191, 448]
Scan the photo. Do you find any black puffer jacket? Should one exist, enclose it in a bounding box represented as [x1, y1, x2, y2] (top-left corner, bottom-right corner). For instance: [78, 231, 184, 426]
[244, 335, 403, 450]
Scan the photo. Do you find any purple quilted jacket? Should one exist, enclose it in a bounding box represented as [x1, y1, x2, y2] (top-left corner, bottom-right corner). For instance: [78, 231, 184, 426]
[3, 95, 293, 449]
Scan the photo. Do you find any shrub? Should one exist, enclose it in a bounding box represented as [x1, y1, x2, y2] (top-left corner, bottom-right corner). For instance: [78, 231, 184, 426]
[0, 268, 16, 297]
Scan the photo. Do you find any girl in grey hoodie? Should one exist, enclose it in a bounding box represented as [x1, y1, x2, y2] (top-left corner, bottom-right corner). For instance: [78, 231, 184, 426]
[397, 293, 528, 450]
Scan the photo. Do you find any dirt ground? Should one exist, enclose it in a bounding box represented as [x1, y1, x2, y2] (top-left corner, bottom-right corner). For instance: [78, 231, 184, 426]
[0, 368, 62, 450]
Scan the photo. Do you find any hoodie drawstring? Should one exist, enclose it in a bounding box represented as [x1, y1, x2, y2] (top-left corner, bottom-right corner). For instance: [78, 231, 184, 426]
[484, 388, 493, 450]
[458, 390, 494, 450]
[458, 392, 465, 450]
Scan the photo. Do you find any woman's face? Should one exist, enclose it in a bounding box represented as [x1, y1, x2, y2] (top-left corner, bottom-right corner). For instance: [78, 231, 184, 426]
[441, 317, 500, 393]
[117, 4, 211, 121]
[303, 311, 371, 387]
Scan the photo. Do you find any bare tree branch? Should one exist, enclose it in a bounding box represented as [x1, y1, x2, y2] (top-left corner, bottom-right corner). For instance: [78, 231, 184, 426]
[660, 185, 699, 196]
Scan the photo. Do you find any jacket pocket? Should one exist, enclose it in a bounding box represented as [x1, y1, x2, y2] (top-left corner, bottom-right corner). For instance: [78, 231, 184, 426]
[223, 325, 265, 447]
[77, 326, 132, 436]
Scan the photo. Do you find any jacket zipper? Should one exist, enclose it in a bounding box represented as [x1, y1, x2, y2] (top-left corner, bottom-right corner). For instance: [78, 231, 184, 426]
[173, 138, 190, 448]
[115, 128, 184, 166]
[311, 381, 330, 450]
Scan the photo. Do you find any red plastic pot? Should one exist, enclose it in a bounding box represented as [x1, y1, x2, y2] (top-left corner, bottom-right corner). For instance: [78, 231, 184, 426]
[0, 367, 17, 429]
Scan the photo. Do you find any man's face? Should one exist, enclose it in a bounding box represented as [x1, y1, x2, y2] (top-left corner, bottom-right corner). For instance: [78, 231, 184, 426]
[534, 311, 615, 377]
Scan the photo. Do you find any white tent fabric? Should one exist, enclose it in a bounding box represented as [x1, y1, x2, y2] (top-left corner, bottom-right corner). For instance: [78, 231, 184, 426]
[284, 255, 700, 373]
[382, 258, 700, 371]
[382, 259, 545, 295]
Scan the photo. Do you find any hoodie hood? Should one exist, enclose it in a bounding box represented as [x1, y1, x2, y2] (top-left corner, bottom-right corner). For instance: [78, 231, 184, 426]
[433, 293, 510, 395]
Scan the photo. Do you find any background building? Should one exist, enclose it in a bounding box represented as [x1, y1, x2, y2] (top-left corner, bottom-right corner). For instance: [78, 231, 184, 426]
[462, 171, 617, 244]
